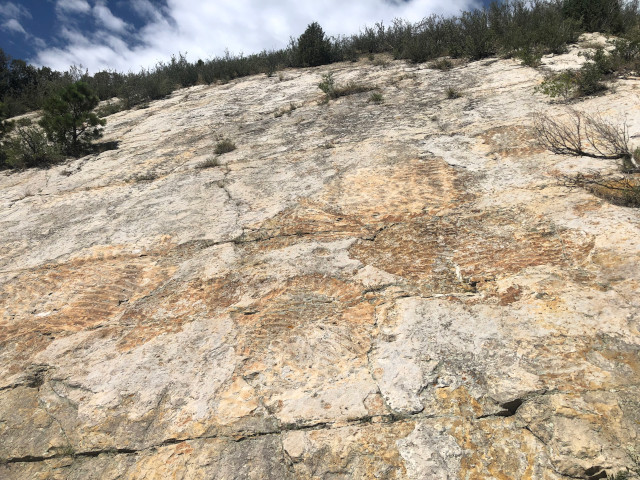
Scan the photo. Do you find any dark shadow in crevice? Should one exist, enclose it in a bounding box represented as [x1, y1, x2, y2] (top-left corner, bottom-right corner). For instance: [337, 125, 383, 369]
[497, 398, 524, 417]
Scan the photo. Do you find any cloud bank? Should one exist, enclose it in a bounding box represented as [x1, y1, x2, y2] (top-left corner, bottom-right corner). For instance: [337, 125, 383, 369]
[33, 0, 480, 73]
[0, 1, 46, 50]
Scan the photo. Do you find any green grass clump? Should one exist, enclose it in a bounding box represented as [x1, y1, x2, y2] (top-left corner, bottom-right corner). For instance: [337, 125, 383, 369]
[318, 73, 375, 101]
[214, 139, 236, 155]
[369, 92, 384, 103]
[446, 86, 462, 99]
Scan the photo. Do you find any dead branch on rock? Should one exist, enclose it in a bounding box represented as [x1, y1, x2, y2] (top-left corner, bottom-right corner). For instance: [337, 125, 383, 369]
[536, 108, 640, 207]
[533, 109, 638, 169]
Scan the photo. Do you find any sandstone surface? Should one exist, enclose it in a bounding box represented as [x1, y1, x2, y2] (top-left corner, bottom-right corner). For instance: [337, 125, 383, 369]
[1, 36, 639, 479]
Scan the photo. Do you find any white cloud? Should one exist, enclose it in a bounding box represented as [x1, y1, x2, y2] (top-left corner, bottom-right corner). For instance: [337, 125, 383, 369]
[33, 0, 481, 73]
[93, 2, 129, 33]
[2, 17, 25, 34]
[0, 2, 31, 19]
[130, 0, 165, 22]
[56, 0, 91, 14]
[0, 3, 38, 44]
[33, 36, 47, 49]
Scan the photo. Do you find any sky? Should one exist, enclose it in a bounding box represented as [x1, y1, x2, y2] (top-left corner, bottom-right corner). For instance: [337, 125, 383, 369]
[1, 0, 492, 73]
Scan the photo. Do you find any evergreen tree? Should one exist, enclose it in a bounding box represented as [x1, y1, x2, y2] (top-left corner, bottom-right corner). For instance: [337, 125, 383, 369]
[297, 22, 331, 67]
[39, 81, 105, 156]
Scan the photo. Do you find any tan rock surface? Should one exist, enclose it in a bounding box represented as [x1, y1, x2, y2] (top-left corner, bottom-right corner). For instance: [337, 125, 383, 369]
[1, 42, 639, 479]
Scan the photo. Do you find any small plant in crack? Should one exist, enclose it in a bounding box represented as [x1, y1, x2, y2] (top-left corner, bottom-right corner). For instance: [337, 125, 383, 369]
[318, 72, 375, 102]
[607, 471, 629, 480]
[132, 172, 157, 183]
[445, 86, 462, 99]
[59, 444, 76, 457]
[196, 156, 221, 169]
[214, 138, 236, 155]
[369, 92, 384, 104]
[318, 72, 336, 98]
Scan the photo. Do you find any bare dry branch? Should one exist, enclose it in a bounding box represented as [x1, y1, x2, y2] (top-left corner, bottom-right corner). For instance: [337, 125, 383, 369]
[533, 109, 631, 161]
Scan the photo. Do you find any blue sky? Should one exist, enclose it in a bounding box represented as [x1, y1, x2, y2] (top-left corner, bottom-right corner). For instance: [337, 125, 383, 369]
[1, 0, 490, 73]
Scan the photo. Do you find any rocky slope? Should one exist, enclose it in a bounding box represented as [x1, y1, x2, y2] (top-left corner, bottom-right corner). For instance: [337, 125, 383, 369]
[1, 36, 639, 479]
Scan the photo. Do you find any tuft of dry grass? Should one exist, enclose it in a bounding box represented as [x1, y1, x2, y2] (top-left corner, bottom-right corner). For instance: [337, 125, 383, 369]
[196, 156, 220, 169]
[318, 72, 376, 101]
[431, 58, 453, 71]
[445, 86, 462, 99]
[369, 92, 384, 103]
[214, 139, 236, 155]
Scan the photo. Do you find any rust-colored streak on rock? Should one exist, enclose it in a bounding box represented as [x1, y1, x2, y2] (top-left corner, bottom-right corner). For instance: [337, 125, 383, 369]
[0, 252, 174, 375]
[320, 157, 464, 223]
[350, 209, 595, 292]
[234, 275, 374, 358]
[498, 285, 522, 305]
[116, 275, 241, 352]
[240, 200, 374, 246]
[242, 157, 464, 249]
[227, 275, 378, 424]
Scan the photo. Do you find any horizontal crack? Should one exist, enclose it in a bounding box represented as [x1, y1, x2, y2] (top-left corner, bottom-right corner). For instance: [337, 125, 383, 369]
[4, 382, 639, 466]
[1, 412, 420, 465]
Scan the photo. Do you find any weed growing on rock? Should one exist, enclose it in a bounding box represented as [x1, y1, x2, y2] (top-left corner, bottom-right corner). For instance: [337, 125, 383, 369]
[607, 470, 630, 480]
[318, 72, 336, 98]
[536, 46, 621, 101]
[513, 46, 543, 67]
[446, 86, 462, 99]
[132, 172, 158, 183]
[214, 139, 236, 155]
[536, 64, 606, 100]
[59, 444, 76, 458]
[430, 58, 453, 70]
[196, 156, 221, 169]
[369, 92, 384, 103]
[536, 71, 578, 100]
[318, 72, 375, 101]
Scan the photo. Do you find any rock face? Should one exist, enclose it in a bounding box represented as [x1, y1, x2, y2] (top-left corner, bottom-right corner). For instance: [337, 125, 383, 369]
[1, 40, 639, 479]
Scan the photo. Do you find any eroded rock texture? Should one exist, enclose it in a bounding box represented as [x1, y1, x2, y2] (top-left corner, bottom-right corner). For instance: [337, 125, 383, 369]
[1, 39, 639, 479]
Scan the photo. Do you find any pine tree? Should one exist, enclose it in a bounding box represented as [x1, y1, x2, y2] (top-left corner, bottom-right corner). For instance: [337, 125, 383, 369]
[297, 22, 331, 67]
[39, 81, 106, 156]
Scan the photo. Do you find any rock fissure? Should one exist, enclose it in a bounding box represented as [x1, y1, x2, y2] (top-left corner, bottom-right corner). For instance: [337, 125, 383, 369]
[0, 413, 424, 465]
